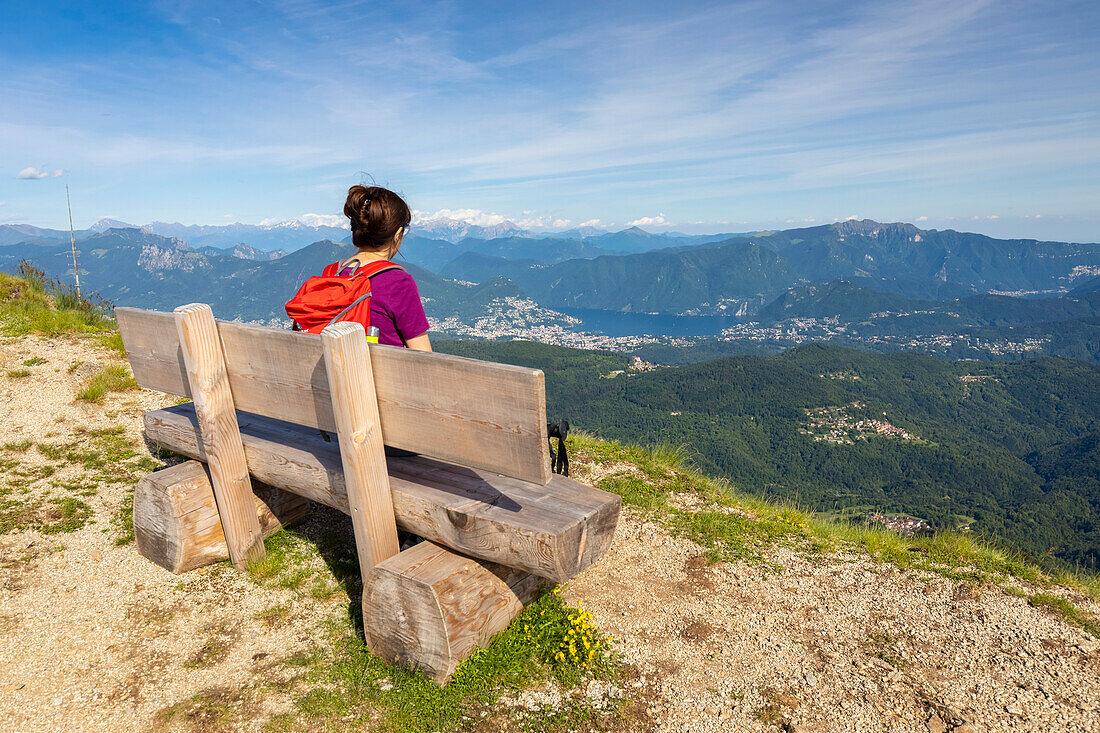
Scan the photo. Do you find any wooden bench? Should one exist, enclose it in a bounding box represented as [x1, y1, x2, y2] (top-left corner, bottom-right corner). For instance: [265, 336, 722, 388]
[116, 304, 620, 683]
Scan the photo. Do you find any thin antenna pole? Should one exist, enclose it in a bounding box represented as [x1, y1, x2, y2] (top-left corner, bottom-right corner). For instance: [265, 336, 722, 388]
[66, 184, 81, 297]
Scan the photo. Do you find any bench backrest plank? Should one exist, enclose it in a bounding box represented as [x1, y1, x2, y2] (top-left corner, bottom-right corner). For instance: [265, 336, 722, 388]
[117, 307, 552, 485]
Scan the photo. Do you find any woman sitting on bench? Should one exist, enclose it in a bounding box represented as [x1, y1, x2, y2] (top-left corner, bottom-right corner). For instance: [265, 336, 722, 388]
[286, 185, 432, 351]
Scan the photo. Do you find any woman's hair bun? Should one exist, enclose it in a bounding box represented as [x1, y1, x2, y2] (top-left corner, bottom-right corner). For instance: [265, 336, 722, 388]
[344, 184, 412, 251]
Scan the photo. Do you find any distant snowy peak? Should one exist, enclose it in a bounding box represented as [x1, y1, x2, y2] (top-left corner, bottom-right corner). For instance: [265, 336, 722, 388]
[141, 219, 348, 252]
[257, 214, 346, 230]
[90, 217, 143, 233]
[412, 211, 529, 243]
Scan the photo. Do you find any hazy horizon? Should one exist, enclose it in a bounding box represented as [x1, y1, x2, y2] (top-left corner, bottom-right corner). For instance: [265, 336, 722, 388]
[6, 212, 1100, 246]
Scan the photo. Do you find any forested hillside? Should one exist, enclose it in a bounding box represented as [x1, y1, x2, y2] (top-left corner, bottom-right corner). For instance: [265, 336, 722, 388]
[437, 340, 1100, 570]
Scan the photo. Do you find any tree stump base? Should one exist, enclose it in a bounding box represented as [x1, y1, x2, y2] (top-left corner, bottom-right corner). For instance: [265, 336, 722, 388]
[363, 541, 547, 684]
[134, 460, 309, 574]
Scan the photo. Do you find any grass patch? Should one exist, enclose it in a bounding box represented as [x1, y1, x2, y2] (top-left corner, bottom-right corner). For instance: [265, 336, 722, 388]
[156, 690, 242, 729]
[185, 628, 236, 668]
[249, 523, 622, 732]
[75, 364, 137, 402]
[0, 496, 92, 534]
[276, 587, 621, 733]
[6, 369, 31, 379]
[0, 264, 115, 338]
[67, 360, 83, 374]
[255, 605, 291, 628]
[1029, 593, 1100, 638]
[22, 356, 46, 366]
[569, 430, 1100, 602]
[97, 331, 126, 357]
[111, 489, 135, 545]
[41, 497, 93, 533]
[2, 440, 33, 453]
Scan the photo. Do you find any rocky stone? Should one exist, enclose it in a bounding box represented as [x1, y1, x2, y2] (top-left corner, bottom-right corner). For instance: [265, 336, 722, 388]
[926, 713, 946, 733]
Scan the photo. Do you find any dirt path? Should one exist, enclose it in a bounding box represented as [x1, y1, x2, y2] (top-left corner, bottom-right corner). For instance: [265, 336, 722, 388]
[1, 334, 1098, 732]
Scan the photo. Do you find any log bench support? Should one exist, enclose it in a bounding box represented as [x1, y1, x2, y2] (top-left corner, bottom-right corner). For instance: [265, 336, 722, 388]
[174, 303, 266, 569]
[119, 304, 619, 685]
[134, 460, 309, 574]
[365, 541, 548, 684]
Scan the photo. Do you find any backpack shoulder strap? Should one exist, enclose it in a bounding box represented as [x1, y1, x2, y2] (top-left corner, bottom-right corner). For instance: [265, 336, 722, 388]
[322, 262, 340, 277]
[356, 259, 405, 279]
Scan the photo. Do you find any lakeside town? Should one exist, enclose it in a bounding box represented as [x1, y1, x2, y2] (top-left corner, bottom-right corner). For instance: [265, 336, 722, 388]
[425, 296, 1053, 360]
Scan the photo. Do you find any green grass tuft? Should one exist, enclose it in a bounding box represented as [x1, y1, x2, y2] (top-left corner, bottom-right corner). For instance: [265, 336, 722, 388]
[111, 490, 135, 545]
[41, 497, 93, 534]
[6, 369, 31, 379]
[1029, 593, 1100, 638]
[247, 525, 623, 732]
[22, 356, 46, 366]
[0, 495, 92, 534]
[76, 364, 138, 402]
[0, 265, 115, 338]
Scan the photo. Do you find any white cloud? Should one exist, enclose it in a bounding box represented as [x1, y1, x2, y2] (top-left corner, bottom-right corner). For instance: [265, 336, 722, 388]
[917, 215, 929, 221]
[517, 215, 572, 230]
[628, 213, 669, 227]
[16, 167, 65, 180]
[413, 208, 510, 227]
[296, 213, 345, 228]
[579, 219, 603, 227]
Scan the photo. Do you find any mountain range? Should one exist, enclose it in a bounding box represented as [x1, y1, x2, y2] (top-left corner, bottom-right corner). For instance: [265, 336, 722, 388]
[0, 228, 536, 325]
[2, 218, 1099, 364]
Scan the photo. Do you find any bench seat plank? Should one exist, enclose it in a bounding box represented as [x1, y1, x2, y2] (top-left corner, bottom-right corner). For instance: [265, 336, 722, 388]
[144, 404, 619, 582]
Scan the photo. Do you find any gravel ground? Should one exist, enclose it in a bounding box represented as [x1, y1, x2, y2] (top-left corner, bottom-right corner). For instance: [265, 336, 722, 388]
[1, 333, 1099, 732]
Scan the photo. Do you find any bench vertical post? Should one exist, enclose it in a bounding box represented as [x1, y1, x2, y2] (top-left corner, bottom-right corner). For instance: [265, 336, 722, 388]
[174, 303, 266, 569]
[321, 322, 400, 574]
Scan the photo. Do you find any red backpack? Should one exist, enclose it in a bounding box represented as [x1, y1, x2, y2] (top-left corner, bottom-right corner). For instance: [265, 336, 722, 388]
[285, 260, 403, 334]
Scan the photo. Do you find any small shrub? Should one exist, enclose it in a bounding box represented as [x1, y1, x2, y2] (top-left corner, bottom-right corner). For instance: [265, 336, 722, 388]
[22, 356, 46, 366]
[6, 369, 31, 379]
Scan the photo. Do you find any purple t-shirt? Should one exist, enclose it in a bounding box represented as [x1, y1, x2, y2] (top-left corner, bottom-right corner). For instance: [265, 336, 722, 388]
[337, 265, 429, 347]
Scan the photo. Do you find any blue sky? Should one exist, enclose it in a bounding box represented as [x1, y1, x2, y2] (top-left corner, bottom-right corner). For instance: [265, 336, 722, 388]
[2, 0, 1099, 240]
